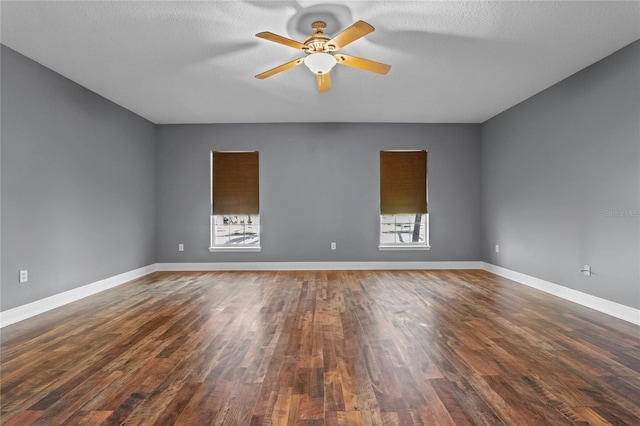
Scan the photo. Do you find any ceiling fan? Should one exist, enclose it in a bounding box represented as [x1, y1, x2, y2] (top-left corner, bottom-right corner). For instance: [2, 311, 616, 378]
[255, 20, 391, 93]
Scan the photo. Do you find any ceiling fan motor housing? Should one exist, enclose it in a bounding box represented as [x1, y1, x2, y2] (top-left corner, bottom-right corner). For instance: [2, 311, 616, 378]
[303, 21, 334, 53]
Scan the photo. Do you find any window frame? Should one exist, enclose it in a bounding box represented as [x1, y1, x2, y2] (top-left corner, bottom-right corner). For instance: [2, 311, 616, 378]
[209, 151, 261, 253]
[378, 150, 430, 251]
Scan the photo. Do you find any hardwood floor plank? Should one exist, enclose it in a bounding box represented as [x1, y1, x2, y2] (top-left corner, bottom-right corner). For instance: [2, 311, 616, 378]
[430, 378, 477, 426]
[67, 410, 113, 425]
[2, 409, 44, 426]
[2, 269, 639, 425]
[152, 381, 200, 425]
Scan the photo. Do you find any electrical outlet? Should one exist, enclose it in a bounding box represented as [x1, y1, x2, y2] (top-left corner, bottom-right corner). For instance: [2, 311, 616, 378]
[331, 242, 336, 250]
[19, 270, 28, 283]
[582, 265, 591, 276]
[495, 244, 500, 253]
[178, 243, 184, 252]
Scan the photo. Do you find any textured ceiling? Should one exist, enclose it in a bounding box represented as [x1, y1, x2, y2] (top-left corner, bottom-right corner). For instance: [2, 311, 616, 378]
[1, 1, 639, 124]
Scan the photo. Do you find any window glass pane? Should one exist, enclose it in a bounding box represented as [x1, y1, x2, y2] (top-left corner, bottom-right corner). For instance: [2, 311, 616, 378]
[396, 223, 412, 243]
[214, 222, 230, 245]
[245, 224, 260, 237]
[394, 214, 415, 223]
[243, 228, 260, 245]
[380, 223, 396, 244]
[213, 215, 260, 245]
[380, 215, 396, 224]
[229, 224, 245, 244]
[380, 214, 427, 245]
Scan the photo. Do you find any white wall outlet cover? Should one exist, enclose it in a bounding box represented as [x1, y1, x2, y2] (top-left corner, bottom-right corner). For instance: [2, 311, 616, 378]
[19, 270, 28, 283]
[178, 244, 184, 251]
[495, 245, 500, 253]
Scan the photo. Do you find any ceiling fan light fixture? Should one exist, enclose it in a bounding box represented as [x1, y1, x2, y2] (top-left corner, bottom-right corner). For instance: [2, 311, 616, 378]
[304, 52, 337, 74]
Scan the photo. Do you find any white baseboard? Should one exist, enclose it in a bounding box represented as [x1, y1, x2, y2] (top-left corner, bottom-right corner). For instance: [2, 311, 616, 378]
[3, 261, 636, 328]
[482, 262, 640, 326]
[156, 261, 483, 271]
[0, 264, 157, 328]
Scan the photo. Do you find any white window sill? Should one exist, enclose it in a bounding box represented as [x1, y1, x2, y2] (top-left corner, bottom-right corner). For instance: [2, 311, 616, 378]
[378, 245, 431, 251]
[209, 246, 262, 253]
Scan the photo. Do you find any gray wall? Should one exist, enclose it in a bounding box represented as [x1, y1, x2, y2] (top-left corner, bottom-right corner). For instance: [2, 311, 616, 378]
[1, 45, 157, 311]
[481, 41, 640, 309]
[156, 123, 481, 263]
[5, 37, 637, 313]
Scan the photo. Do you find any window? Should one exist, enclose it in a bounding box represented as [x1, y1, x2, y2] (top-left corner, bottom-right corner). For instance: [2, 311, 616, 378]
[379, 150, 430, 250]
[210, 151, 261, 252]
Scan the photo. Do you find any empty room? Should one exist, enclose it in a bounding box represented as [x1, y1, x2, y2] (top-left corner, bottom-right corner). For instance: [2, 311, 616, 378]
[1, 1, 639, 425]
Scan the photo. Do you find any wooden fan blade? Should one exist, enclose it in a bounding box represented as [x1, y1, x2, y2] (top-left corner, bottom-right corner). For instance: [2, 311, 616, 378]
[316, 73, 331, 93]
[256, 58, 304, 80]
[335, 54, 391, 75]
[325, 20, 374, 51]
[255, 58, 304, 79]
[256, 32, 308, 50]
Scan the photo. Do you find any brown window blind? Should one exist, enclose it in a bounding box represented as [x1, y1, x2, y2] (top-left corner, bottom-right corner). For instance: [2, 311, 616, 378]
[212, 151, 259, 215]
[380, 150, 427, 214]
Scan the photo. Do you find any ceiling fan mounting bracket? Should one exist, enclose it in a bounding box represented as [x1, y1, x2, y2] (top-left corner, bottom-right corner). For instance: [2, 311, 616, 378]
[304, 21, 331, 53]
[311, 21, 327, 32]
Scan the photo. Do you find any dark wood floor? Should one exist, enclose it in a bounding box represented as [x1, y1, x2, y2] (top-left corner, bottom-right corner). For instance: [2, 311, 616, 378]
[1, 270, 639, 425]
